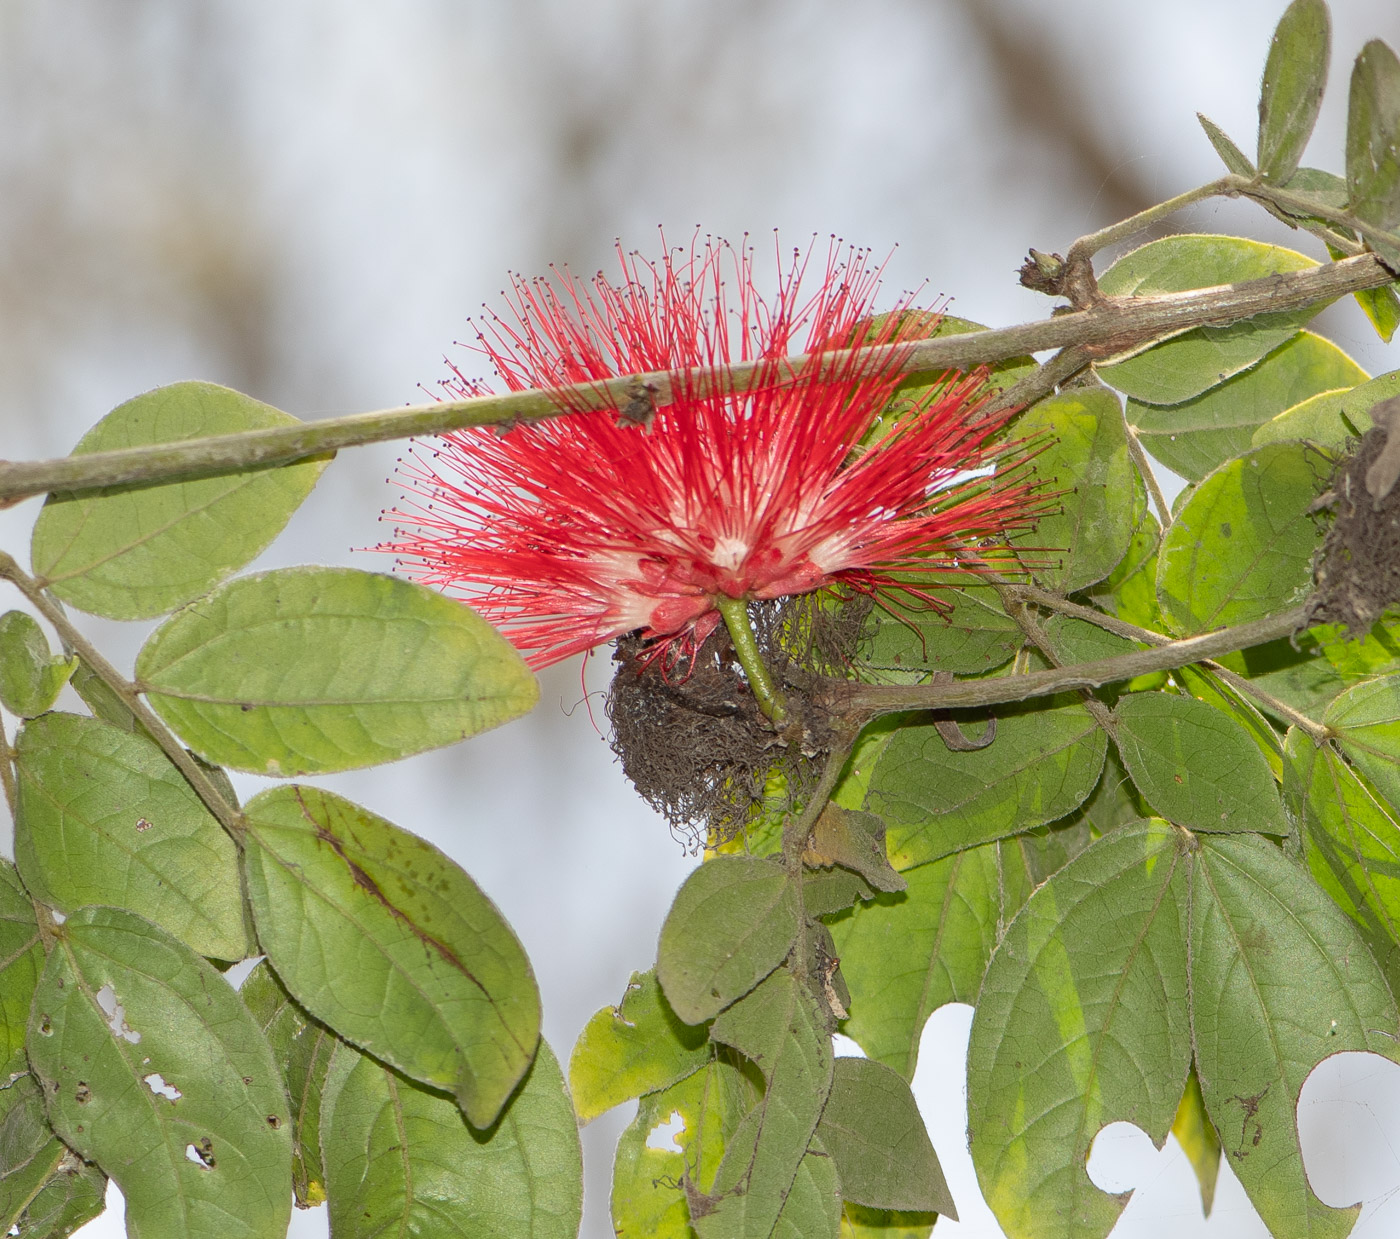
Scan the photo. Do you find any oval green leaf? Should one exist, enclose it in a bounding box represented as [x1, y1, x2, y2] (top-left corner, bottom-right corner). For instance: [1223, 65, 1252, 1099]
[859, 583, 1020, 678]
[1012, 388, 1139, 592]
[1347, 40, 1400, 254]
[0, 611, 76, 719]
[240, 959, 336, 1207]
[25, 906, 292, 1239]
[241, 784, 540, 1129]
[321, 1038, 582, 1239]
[1257, 0, 1331, 182]
[817, 1057, 954, 1215]
[1113, 690, 1284, 833]
[967, 821, 1192, 1239]
[868, 698, 1106, 869]
[1190, 833, 1400, 1239]
[1252, 369, 1400, 451]
[31, 381, 330, 620]
[136, 566, 538, 774]
[1323, 673, 1400, 807]
[569, 969, 710, 1123]
[1130, 331, 1365, 482]
[656, 856, 800, 1026]
[1156, 441, 1328, 635]
[13, 712, 249, 961]
[1096, 236, 1321, 404]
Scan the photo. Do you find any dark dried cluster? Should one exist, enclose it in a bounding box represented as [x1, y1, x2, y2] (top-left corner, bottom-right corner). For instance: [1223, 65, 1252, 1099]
[605, 593, 871, 845]
[1309, 396, 1400, 634]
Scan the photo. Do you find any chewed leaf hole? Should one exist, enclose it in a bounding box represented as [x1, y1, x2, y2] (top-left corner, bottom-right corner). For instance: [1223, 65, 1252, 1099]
[645, 1110, 686, 1153]
[185, 1138, 216, 1169]
[94, 984, 141, 1044]
[143, 1072, 181, 1100]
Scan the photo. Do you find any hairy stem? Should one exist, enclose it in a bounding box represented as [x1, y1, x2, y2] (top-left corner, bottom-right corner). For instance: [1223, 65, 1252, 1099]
[1, 253, 1393, 504]
[0, 553, 246, 843]
[1068, 177, 1239, 262]
[843, 606, 1309, 716]
[716, 597, 789, 726]
[1123, 421, 1172, 526]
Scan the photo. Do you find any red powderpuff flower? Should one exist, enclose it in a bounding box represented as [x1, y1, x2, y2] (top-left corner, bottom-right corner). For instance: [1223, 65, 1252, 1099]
[386, 237, 1045, 670]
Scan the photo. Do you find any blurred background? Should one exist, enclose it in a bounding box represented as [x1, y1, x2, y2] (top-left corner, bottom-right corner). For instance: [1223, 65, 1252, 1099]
[3, 1, 1400, 1236]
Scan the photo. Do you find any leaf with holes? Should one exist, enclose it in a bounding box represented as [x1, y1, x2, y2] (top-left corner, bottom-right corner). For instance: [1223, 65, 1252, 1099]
[656, 856, 800, 1026]
[868, 698, 1106, 869]
[24, 906, 292, 1239]
[31, 381, 329, 620]
[1113, 691, 1284, 834]
[1189, 833, 1400, 1239]
[136, 566, 538, 775]
[1156, 441, 1328, 635]
[1011, 388, 1139, 592]
[968, 821, 1192, 1239]
[239, 959, 336, 1207]
[1096, 237, 1322, 404]
[831, 840, 1035, 1079]
[1129, 331, 1365, 482]
[611, 1058, 754, 1239]
[241, 784, 540, 1129]
[321, 1038, 582, 1239]
[569, 969, 710, 1123]
[13, 712, 249, 961]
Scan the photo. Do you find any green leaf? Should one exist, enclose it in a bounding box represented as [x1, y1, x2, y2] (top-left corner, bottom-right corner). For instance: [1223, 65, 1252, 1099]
[30, 381, 330, 620]
[1156, 441, 1328, 635]
[1354, 281, 1400, 342]
[1285, 728, 1400, 979]
[0, 861, 44, 1064]
[13, 712, 249, 961]
[137, 566, 538, 775]
[831, 840, 1034, 1079]
[772, 1137, 843, 1239]
[840, 1202, 936, 1239]
[868, 698, 1107, 868]
[1085, 512, 1163, 640]
[611, 1059, 754, 1239]
[699, 971, 834, 1239]
[805, 805, 905, 894]
[321, 1037, 582, 1239]
[1323, 673, 1400, 807]
[569, 969, 710, 1123]
[1129, 331, 1366, 482]
[656, 856, 800, 1026]
[1256, 0, 1331, 182]
[1172, 663, 1284, 780]
[239, 959, 335, 1208]
[0, 1054, 108, 1239]
[1252, 368, 1400, 451]
[968, 821, 1192, 1239]
[1189, 833, 1400, 1239]
[858, 583, 1020, 678]
[1011, 389, 1139, 592]
[0, 613, 75, 719]
[1347, 40, 1400, 257]
[816, 1056, 955, 1215]
[25, 906, 292, 1239]
[1096, 236, 1321, 403]
[1112, 690, 1284, 833]
[1171, 1067, 1222, 1218]
[1320, 605, 1400, 683]
[1197, 113, 1257, 178]
[241, 784, 540, 1129]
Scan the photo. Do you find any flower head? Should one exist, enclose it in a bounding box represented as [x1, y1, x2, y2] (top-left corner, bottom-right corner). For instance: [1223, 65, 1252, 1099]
[387, 236, 1044, 669]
